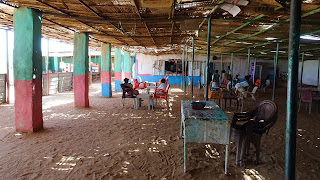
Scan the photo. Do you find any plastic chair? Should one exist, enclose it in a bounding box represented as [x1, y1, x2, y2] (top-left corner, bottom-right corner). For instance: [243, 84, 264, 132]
[231, 100, 278, 166]
[239, 86, 259, 111]
[133, 79, 147, 90]
[298, 88, 313, 114]
[153, 84, 170, 109]
[120, 83, 136, 109]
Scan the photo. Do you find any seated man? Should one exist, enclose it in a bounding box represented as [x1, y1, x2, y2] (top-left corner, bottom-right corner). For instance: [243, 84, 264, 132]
[212, 70, 220, 88]
[235, 75, 250, 92]
[121, 78, 138, 98]
[156, 78, 167, 95]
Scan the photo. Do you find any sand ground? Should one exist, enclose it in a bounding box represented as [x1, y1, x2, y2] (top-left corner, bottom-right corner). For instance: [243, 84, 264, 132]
[0, 82, 319, 180]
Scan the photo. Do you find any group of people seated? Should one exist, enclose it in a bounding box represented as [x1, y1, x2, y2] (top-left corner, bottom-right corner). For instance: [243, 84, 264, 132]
[211, 67, 234, 89]
[121, 78, 167, 98]
[211, 69, 269, 94]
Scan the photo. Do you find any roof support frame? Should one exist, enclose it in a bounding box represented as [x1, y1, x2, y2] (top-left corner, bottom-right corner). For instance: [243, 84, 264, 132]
[76, 0, 140, 45]
[33, 0, 128, 45]
[132, 0, 156, 46]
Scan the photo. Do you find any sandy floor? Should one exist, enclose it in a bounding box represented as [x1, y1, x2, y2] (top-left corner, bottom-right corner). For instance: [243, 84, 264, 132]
[0, 82, 319, 180]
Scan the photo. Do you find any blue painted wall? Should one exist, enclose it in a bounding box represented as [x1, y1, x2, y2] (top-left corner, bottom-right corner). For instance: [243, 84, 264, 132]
[137, 75, 201, 85]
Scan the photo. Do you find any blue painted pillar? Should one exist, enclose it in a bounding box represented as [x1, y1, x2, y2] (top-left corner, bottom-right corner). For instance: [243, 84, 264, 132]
[114, 48, 122, 91]
[101, 43, 112, 97]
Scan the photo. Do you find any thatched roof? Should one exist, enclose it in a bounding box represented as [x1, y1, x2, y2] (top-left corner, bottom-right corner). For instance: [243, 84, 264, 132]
[0, 0, 319, 58]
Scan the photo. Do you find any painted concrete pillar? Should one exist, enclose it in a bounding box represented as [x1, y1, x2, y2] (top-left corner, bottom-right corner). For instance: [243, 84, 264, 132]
[124, 51, 131, 79]
[114, 48, 122, 91]
[73, 32, 89, 107]
[13, 7, 43, 132]
[101, 43, 112, 97]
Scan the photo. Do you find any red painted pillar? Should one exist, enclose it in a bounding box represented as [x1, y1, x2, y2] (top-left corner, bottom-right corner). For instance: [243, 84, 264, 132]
[101, 43, 112, 97]
[114, 48, 122, 91]
[13, 7, 43, 132]
[73, 32, 89, 107]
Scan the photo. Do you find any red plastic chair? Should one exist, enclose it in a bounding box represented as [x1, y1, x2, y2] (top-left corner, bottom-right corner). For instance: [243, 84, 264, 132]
[153, 84, 170, 109]
[298, 88, 313, 114]
[133, 79, 147, 90]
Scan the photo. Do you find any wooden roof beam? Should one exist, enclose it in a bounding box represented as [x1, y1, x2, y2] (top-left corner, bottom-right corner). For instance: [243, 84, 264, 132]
[169, 0, 176, 44]
[0, 3, 110, 47]
[76, 0, 140, 46]
[132, 0, 156, 46]
[33, 0, 128, 45]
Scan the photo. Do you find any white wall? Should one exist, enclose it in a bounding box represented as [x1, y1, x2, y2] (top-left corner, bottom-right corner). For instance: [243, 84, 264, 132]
[136, 53, 207, 75]
[299, 60, 320, 86]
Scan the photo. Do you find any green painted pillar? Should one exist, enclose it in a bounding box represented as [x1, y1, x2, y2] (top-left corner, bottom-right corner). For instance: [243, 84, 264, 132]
[114, 48, 122, 91]
[13, 7, 43, 132]
[54, 57, 59, 72]
[124, 51, 132, 79]
[73, 32, 89, 107]
[101, 43, 112, 97]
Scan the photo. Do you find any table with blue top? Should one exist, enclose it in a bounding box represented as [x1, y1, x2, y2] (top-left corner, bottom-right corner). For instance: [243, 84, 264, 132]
[180, 100, 230, 174]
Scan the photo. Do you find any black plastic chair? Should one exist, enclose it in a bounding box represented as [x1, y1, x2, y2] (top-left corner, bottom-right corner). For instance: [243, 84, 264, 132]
[231, 100, 278, 166]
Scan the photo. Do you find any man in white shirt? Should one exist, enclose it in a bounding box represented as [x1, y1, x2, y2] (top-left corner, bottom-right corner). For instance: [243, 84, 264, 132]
[156, 79, 167, 95]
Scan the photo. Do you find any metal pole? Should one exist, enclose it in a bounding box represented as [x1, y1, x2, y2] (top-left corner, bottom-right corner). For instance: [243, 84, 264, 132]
[300, 52, 304, 88]
[191, 37, 195, 100]
[318, 57, 320, 89]
[221, 55, 223, 71]
[5, 30, 9, 104]
[185, 45, 188, 96]
[272, 43, 279, 101]
[285, 0, 301, 179]
[181, 48, 185, 88]
[231, 53, 234, 83]
[254, 58, 257, 81]
[248, 48, 250, 74]
[205, 17, 211, 101]
[46, 38, 49, 96]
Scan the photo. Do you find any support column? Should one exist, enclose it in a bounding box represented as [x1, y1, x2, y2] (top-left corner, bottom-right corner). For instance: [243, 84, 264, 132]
[5, 30, 9, 104]
[205, 17, 211, 101]
[101, 43, 112, 97]
[191, 36, 195, 100]
[184, 45, 188, 96]
[46, 38, 49, 95]
[248, 48, 251, 74]
[272, 43, 279, 101]
[318, 57, 320, 89]
[300, 52, 304, 88]
[182, 48, 185, 89]
[124, 51, 131, 79]
[231, 53, 234, 83]
[13, 7, 43, 132]
[73, 32, 89, 107]
[114, 48, 122, 91]
[285, 0, 301, 179]
[134, 54, 137, 79]
[54, 57, 59, 72]
[221, 55, 223, 71]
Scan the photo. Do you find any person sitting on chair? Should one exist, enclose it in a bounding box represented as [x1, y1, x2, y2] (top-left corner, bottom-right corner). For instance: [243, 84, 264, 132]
[156, 78, 167, 95]
[212, 70, 220, 88]
[121, 78, 138, 98]
[235, 75, 250, 92]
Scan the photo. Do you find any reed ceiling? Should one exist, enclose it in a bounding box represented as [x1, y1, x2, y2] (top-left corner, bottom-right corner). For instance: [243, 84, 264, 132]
[0, 0, 319, 59]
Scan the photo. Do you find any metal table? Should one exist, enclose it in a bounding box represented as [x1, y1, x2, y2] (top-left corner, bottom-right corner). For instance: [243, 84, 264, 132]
[180, 101, 230, 174]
